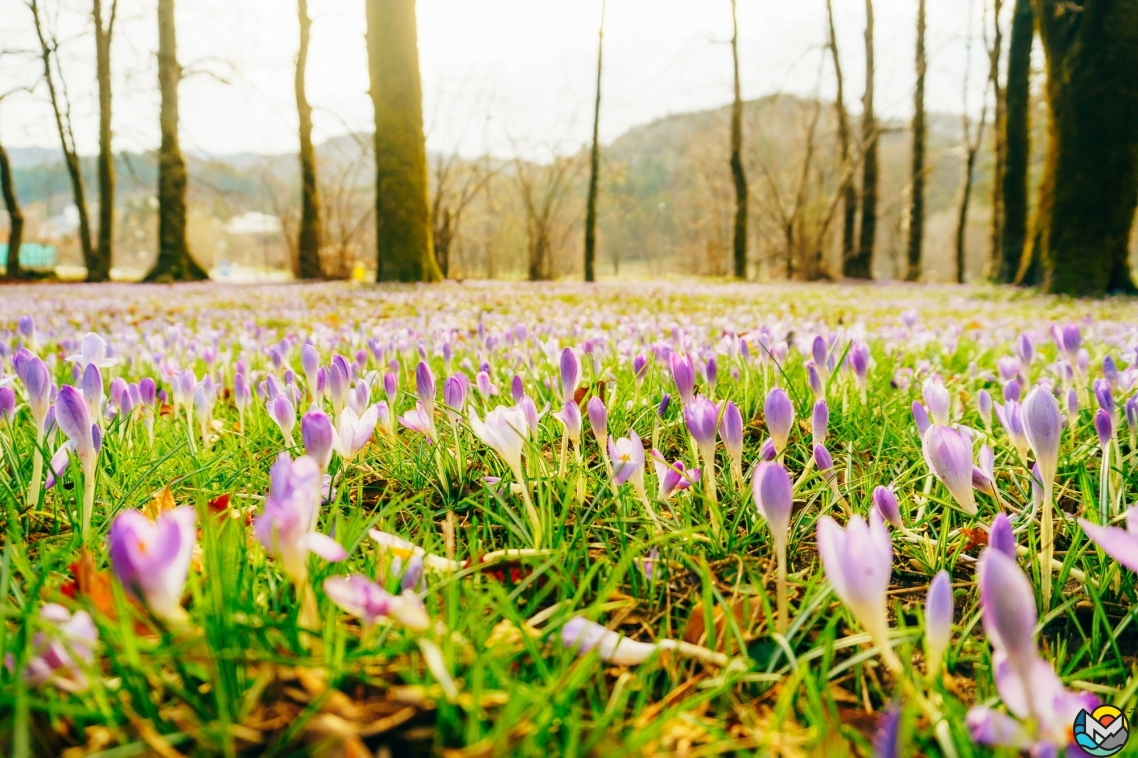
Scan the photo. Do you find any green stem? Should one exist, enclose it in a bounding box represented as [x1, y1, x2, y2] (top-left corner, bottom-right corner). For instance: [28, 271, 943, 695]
[26, 429, 43, 510]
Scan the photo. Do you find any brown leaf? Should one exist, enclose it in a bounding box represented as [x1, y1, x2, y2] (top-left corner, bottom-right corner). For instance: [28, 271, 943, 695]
[145, 486, 177, 521]
[59, 550, 117, 619]
[681, 597, 760, 653]
[958, 526, 988, 553]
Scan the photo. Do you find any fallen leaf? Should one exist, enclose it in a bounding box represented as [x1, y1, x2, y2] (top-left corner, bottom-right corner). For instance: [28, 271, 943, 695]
[145, 486, 177, 521]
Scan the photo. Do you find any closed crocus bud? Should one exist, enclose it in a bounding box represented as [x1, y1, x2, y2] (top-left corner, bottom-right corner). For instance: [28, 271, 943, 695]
[923, 380, 951, 427]
[559, 347, 580, 404]
[1103, 355, 1119, 387]
[911, 401, 930, 438]
[1002, 379, 1021, 403]
[924, 570, 953, 674]
[922, 425, 976, 514]
[586, 396, 608, 443]
[759, 437, 776, 461]
[109, 506, 197, 622]
[510, 374, 525, 403]
[720, 400, 743, 465]
[705, 355, 717, 395]
[978, 389, 992, 430]
[1093, 378, 1114, 413]
[873, 484, 903, 528]
[81, 363, 104, 423]
[1126, 396, 1138, 435]
[988, 513, 1016, 558]
[753, 461, 793, 546]
[632, 354, 649, 386]
[684, 396, 719, 461]
[1066, 386, 1079, 420]
[469, 406, 530, 482]
[268, 394, 296, 442]
[443, 375, 467, 418]
[1061, 322, 1081, 360]
[995, 400, 1030, 462]
[764, 388, 794, 454]
[0, 386, 15, 423]
[1022, 385, 1062, 487]
[234, 373, 251, 412]
[328, 361, 348, 414]
[554, 401, 582, 444]
[476, 370, 494, 398]
[302, 409, 336, 470]
[1016, 333, 1034, 366]
[301, 343, 319, 386]
[849, 344, 870, 385]
[811, 399, 829, 445]
[23, 356, 53, 430]
[807, 362, 823, 400]
[977, 548, 1037, 667]
[109, 377, 128, 411]
[562, 617, 659, 666]
[415, 361, 435, 407]
[656, 393, 671, 418]
[668, 353, 695, 405]
[1094, 408, 1113, 449]
[817, 511, 895, 663]
[17, 314, 34, 340]
[813, 443, 833, 472]
[383, 371, 398, 405]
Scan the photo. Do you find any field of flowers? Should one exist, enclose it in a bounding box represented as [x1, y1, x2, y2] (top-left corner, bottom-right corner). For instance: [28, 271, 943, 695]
[1, 280, 1137, 757]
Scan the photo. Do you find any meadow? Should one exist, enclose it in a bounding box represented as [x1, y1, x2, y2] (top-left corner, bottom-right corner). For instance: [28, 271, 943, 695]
[1, 280, 1136, 757]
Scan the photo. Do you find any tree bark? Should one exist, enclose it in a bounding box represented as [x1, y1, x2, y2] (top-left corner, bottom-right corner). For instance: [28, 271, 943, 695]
[30, 0, 96, 279]
[91, 0, 116, 282]
[906, 0, 926, 282]
[826, 0, 857, 275]
[987, 0, 1006, 280]
[0, 137, 24, 279]
[366, 0, 440, 283]
[998, 0, 1032, 283]
[1032, 0, 1138, 295]
[145, 0, 207, 282]
[729, 0, 748, 280]
[583, 0, 605, 283]
[295, 0, 324, 280]
[846, 0, 876, 279]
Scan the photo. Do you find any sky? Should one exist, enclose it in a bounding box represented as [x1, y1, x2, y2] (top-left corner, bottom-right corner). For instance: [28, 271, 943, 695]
[0, 0, 992, 160]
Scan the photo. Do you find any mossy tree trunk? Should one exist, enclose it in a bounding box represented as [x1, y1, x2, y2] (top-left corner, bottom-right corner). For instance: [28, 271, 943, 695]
[906, 0, 926, 282]
[92, 0, 116, 283]
[0, 136, 24, 279]
[366, 0, 440, 283]
[987, 0, 1006, 280]
[583, 0, 605, 283]
[295, 0, 324, 280]
[145, 0, 207, 282]
[1032, 0, 1138, 295]
[825, 0, 857, 277]
[729, 0, 748, 280]
[998, 0, 1033, 283]
[846, 0, 876, 279]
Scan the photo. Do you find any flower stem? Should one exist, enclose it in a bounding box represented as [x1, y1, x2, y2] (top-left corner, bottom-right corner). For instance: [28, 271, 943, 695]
[1040, 481, 1054, 608]
[81, 467, 96, 542]
[26, 429, 43, 510]
[776, 539, 788, 637]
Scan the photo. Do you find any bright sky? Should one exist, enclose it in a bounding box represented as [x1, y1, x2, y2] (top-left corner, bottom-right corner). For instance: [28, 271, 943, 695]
[0, 0, 989, 159]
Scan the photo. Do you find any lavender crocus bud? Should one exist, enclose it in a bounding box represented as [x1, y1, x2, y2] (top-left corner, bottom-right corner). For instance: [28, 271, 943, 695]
[633, 354, 649, 386]
[234, 373, 251, 413]
[988, 513, 1016, 558]
[656, 393, 671, 418]
[400, 554, 425, 593]
[109, 507, 197, 621]
[328, 361, 348, 415]
[924, 570, 953, 674]
[752, 462, 793, 550]
[268, 394, 296, 442]
[759, 437, 776, 461]
[977, 548, 1037, 666]
[1066, 386, 1079, 421]
[1002, 379, 1021, 403]
[668, 353, 695, 406]
[995, 400, 1030, 462]
[81, 363, 104, 423]
[17, 314, 34, 341]
[1093, 378, 1114, 413]
[764, 388, 794, 454]
[978, 389, 992, 430]
[922, 425, 977, 514]
[811, 399, 829, 446]
[911, 401, 931, 438]
[1022, 385, 1062, 488]
[302, 409, 336, 470]
[444, 375, 467, 418]
[873, 705, 902, 758]
[817, 511, 894, 656]
[415, 361, 436, 407]
[1061, 322, 1081, 361]
[383, 371, 397, 406]
[1094, 408, 1113, 450]
[587, 396, 608, 446]
[807, 362, 824, 400]
[559, 347, 580, 404]
[811, 335, 827, 367]
[1103, 355, 1119, 387]
[849, 344, 870, 387]
[922, 380, 950, 427]
[554, 401, 582, 444]
[510, 374, 525, 403]
[972, 443, 997, 497]
[813, 443, 833, 472]
[873, 484, 902, 528]
[720, 400, 743, 468]
[684, 396, 719, 462]
[1016, 333, 1034, 366]
[705, 355, 718, 396]
[0, 387, 14, 423]
[301, 343, 319, 389]
[1126, 396, 1138, 436]
[23, 356, 52, 432]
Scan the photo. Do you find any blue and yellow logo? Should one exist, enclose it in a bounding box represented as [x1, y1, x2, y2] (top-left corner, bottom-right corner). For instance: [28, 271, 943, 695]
[1074, 706, 1130, 756]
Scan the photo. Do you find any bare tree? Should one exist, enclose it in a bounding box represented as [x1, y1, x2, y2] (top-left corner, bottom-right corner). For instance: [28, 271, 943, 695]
[145, 0, 207, 281]
[29, 0, 97, 278]
[825, 0, 857, 275]
[0, 93, 25, 279]
[954, 0, 990, 284]
[729, 0, 748, 279]
[906, 0, 927, 281]
[295, 0, 323, 279]
[987, 0, 1005, 278]
[91, 0, 116, 281]
[514, 153, 579, 281]
[432, 154, 495, 278]
[845, 0, 876, 279]
[583, 0, 605, 282]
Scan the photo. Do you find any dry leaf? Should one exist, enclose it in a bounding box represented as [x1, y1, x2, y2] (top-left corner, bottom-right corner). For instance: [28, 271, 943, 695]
[145, 486, 177, 521]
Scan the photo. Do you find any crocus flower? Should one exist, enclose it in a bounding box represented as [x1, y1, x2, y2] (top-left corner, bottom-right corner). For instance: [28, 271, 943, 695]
[994, 400, 1030, 463]
[561, 617, 726, 668]
[559, 347, 580, 404]
[109, 507, 196, 622]
[336, 405, 378, 461]
[301, 343, 319, 398]
[470, 406, 530, 482]
[977, 389, 992, 434]
[924, 570, 952, 674]
[811, 399, 828, 446]
[323, 575, 429, 631]
[753, 461, 793, 634]
[268, 394, 296, 444]
[302, 409, 336, 470]
[193, 376, 216, 443]
[807, 362, 823, 400]
[1094, 408, 1113, 450]
[656, 393, 671, 418]
[1022, 384, 1062, 602]
[817, 510, 899, 672]
[764, 388, 794, 454]
[56, 385, 102, 536]
[922, 425, 976, 514]
[669, 353, 695, 405]
[684, 395, 719, 464]
[651, 450, 699, 499]
[443, 375, 467, 423]
[81, 363, 104, 426]
[1093, 378, 1114, 414]
[872, 704, 902, 758]
[253, 454, 346, 586]
[922, 379, 950, 427]
[587, 396, 608, 457]
[971, 443, 996, 498]
[553, 401, 582, 445]
[989, 513, 1016, 558]
[65, 332, 116, 369]
[22, 356, 53, 434]
[0, 386, 13, 423]
[21, 604, 98, 692]
[911, 401, 930, 438]
[609, 430, 646, 493]
[720, 400, 744, 488]
[1079, 508, 1138, 574]
[398, 401, 436, 443]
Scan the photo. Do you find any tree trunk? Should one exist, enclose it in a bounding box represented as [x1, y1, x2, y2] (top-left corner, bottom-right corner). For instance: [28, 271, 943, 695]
[30, 0, 96, 279]
[998, 0, 1032, 283]
[955, 145, 980, 283]
[366, 0, 440, 283]
[1032, 0, 1138, 295]
[846, 0, 876, 279]
[295, 0, 324, 280]
[584, 0, 605, 283]
[0, 138, 24, 279]
[826, 0, 857, 275]
[91, 0, 115, 282]
[906, 0, 926, 282]
[145, 0, 207, 282]
[729, 0, 748, 280]
[987, 0, 1006, 280]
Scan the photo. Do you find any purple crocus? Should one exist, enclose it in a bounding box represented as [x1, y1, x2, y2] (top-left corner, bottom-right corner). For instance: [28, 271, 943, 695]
[764, 388, 794, 454]
[994, 399, 1030, 463]
[56, 385, 102, 536]
[398, 401, 436, 443]
[609, 430, 646, 491]
[684, 395, 719, 463]
[873, 484, 902, 529]
[651, 450, 699, 499]
[977, 389, 992, 434]
[972, 443, 996, 498]
[1079, 508, 1138, 574]
[21, 603, 97, 692]
[587, 395, 608, 450]
[268, 393, 296, 444]
[811, 399, 828, 446]
[0, 386, 14, 424]
[559, 347, 580, 404]
[721, 400, 744, 488]
[323, 574, 429, 631]
[911, 401, 930, 438]
[302, 409, 336, 470]
[109, 506, 196, 622]
[1094, 408, 1113, 450]
[553, 401, 582, 445]
[443, 375, 467, 424]
[753, 461, 793, 634]
[1023, 384, 1062, 602]
[668, 353, 695, 406]
[253, 453, 346, 586]
[922, 379, 950, 427]
[924, 570, 952, 674]
[922, 424, 976, 514]
[988, 513, 1016, 558]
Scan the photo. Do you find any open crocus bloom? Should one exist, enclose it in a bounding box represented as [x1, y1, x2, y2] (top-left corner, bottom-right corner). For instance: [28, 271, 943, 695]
[1079, 508, 1138, 573]
[323, 575, 430, 632]
[65, 332, 118, 369]
[922, 424, 977, 514]
[336, 404, 379, 461]
[469, 405, 530, 480]
[398, 401, 436, 443]
[650, 450, 699, 499]
[21, 603, 98, 692]
[370, 529, 461, 572]
[108, 507, 197, 622]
